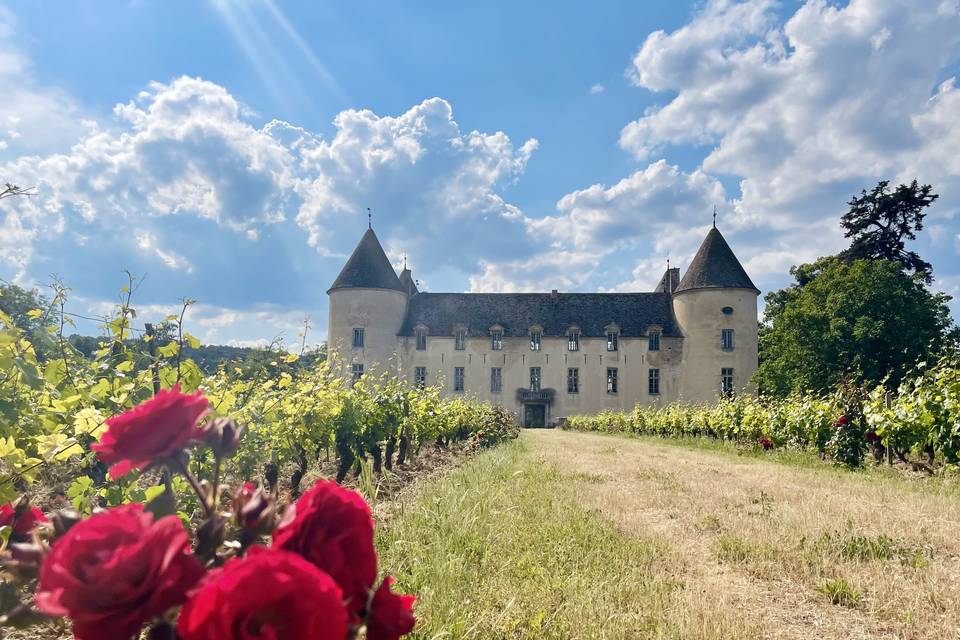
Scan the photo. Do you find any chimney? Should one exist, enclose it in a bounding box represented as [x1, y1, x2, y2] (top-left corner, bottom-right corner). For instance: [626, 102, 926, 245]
[550, 289, 558, 298]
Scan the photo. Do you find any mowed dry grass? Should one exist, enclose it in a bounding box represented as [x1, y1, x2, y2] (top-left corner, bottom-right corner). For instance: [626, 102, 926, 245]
[529, 429, 960, 640]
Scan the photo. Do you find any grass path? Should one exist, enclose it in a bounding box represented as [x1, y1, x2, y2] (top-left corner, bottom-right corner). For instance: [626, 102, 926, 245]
[377, 430, 960, 639]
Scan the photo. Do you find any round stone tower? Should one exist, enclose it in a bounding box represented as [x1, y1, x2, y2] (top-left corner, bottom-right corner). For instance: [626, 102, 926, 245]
[671, 226, 760, 403]
[327, 226, 409, 379]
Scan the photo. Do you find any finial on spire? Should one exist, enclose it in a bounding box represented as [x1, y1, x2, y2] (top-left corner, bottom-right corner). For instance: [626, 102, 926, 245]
[367, 207, 372, 229]
[712, 205, 717, 229]
[403, 252, 407, 269]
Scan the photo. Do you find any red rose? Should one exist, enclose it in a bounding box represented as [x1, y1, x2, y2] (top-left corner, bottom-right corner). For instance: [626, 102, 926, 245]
[177, 547, 346, 640]
[367, 576, 416, 640]
[834, 415, 849, 429]
[92, 385, 209, 479]
[866, 430, 880, 443]
[757, 436, 773, 451]
[272, 480, 376, 614]
[0, 503, 47, 539]
[36, 504, 204, 640]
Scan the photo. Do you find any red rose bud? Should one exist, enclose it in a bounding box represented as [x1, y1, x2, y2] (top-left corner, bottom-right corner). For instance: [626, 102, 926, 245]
[366, 576, 416, 640]
[92, 385, 209, 479]
[866, 430, 880, 443]
[177, 547, 347, 640]
[272, 480, 377, 616]
[0, 502, 47, 542]
[233, 483, 275, 535]
[35, 504, 205, 640]
[201, 418, 243, 458]
[834, 415, 849, 428]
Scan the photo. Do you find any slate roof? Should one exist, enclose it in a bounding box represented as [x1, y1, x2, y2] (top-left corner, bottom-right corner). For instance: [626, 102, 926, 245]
[674, 227, 759, 294]
[398, 292, 679, 338]
[328, 228, 405, 293]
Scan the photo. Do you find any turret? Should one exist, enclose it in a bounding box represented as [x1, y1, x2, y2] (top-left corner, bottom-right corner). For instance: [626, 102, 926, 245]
[327, 227, 408, 379]
[671, 226, 759, 402]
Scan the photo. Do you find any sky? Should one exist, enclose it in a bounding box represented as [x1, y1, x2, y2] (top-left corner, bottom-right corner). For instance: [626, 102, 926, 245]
[1, 0, 959, 347]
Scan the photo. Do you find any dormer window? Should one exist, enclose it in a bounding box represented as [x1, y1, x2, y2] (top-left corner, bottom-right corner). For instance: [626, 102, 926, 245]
[567, 327, 580, 352]
[529, 326, 542, 351]
[605, 326, 619, 352]
[648, 331, 660, 352]
[490, 327, 503, 351]
[415, 325, 428, 351]
[454, 328, 466, 351]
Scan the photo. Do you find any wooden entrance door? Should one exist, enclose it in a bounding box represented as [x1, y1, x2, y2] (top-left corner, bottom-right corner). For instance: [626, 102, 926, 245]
[524, 403, 546, 428]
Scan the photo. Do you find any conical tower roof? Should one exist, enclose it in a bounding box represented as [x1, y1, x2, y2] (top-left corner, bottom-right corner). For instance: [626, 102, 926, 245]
[328, 228, 405, 293]
[675, 227, 759, 294]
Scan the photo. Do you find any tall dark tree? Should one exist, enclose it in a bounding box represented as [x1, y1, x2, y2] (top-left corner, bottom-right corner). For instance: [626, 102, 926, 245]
[840, 180, 937, 282]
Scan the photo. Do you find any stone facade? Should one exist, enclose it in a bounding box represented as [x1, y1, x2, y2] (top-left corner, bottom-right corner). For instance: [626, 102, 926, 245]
[327, 225, 759, 426]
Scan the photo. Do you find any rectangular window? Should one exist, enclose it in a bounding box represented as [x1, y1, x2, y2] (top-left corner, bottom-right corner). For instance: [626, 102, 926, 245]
[454, 367, 465, 393]
[721, 367, 734, 397]
[491, 330, 503, 351]
[648, 368, 660, 395]
[415, 329, 427, 351]
[607, 332, 619, 352]
[567, 368, 579, 394]
[455, 330, 466, 351]
[530, 331, 542, 351]
[352, 363, 364, 382]
[352, 328, 364, 348]
[567, 331, 579, 351]
[721, 329, 734, 351]
[530, 367, 541, 392]
[490, 367, 502, 393]
[606, 367, 618, 394]
[648, 331, 660, 351]
[414, 366, 427, 389]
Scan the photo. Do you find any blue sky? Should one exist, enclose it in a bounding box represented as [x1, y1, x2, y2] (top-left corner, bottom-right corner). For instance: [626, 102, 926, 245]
[1, 0, 959, 346]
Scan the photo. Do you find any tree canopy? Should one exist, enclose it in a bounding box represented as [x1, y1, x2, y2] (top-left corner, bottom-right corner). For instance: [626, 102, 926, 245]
[757, 179, 956, 396]
[840, 179, 937, 282]
[756, 258, 955, 396]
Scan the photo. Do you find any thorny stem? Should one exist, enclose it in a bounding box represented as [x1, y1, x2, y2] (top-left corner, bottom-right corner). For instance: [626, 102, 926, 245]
[171, 457, 213, 518]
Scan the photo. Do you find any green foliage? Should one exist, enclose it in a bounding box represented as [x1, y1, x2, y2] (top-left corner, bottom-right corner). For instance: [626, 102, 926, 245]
[816, 578, 861, 607]
[0, 279, 518, 512]
[564, 359, 960, 469]
[864, 361, 960, 464]
[840, 179, 937, 283]
[756, 257, 955, 396]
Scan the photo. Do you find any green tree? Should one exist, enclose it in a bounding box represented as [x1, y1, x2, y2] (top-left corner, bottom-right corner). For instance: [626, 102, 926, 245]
[0, 282, 50, 334]
[755, 258, 955, 396]
[840, 180, 937, 282]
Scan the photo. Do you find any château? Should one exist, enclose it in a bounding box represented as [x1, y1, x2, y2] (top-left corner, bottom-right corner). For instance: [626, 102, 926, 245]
[327, 223, 759, 426]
